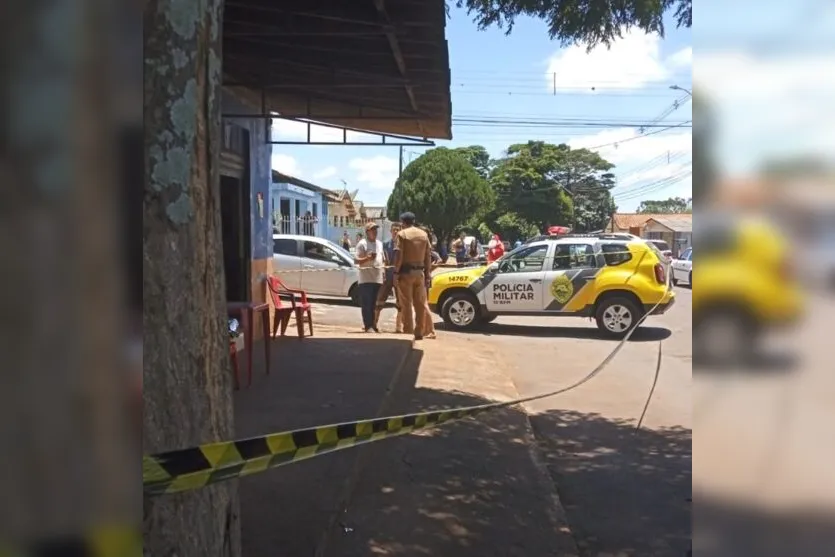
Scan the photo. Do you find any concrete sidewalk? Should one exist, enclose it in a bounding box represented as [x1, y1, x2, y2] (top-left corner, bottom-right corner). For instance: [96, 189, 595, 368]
[318, 332, 579, 557]
[233, 327, 577, 556]
[233, 330, 416, 557]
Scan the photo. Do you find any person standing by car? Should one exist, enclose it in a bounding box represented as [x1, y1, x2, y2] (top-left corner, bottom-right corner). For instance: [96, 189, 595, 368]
[375, 222, 403, 333]
[452, 232, 468, 266]
[341, 231, 352, 251]
[417, 226, 442, 339]
[354, 222, 384, 332]
[394, 212, 432, 340]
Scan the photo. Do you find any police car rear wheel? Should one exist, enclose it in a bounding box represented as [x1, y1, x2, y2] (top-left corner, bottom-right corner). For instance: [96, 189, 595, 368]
[441, 294, 479, 330]
[595, 297, 639, 338]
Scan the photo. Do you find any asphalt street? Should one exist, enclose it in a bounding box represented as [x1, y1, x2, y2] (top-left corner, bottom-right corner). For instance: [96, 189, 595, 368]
[309, 286, 693, 556]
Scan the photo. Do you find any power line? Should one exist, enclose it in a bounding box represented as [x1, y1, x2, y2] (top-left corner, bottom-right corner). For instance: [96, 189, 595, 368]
[613, 169, 693, 201]
[582, 121, 692, 150]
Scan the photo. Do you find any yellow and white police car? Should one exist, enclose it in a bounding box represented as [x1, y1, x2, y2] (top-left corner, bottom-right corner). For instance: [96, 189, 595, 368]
[428, 233, 675, 337]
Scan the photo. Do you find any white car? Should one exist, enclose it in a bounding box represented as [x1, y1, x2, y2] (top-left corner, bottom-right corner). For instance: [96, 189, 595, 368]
[647, 239, 673, 261]
[272, 234, 361, 304]
[671, 247, 692, 286]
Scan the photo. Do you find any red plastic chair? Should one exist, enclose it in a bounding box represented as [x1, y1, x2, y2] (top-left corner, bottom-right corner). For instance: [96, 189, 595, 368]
[266, 276, 313, 338]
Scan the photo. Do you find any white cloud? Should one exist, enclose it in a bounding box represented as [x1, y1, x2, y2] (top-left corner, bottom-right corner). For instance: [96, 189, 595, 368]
[270, 118, 387, 145]
[313, 166, 337, 180]
[349, 155, 399, 191]
[569, 127, 692, 166]
[667, 46, 692, 68]
[271, 153, 301, 176]
[271, 119, 345, 143]
[544, 29, 687, 91]
[695, 51, 835, 172]
[568, 127, 692, 206]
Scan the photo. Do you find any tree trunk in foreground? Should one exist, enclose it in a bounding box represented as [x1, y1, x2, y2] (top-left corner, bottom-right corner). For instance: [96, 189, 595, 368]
[143, 0, 239, 555]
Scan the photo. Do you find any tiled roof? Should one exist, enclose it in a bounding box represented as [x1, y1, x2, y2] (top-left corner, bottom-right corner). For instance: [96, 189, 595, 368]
[611, 213, 692, 229]
[647, 216, 692, 232]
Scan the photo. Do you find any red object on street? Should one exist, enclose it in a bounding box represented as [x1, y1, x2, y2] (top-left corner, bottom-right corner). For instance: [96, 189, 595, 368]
[266, 276, 314, 339]
[547, 226, 571, 235]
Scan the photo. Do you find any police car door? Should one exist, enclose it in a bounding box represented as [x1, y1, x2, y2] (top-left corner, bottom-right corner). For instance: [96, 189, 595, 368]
[484, 243, 549, 312]
[541, 242, 600, 312]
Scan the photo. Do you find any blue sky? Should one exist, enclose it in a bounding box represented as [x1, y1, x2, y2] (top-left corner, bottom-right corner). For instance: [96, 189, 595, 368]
[271, 5, 693, 212]
[695, 0, 835, 177]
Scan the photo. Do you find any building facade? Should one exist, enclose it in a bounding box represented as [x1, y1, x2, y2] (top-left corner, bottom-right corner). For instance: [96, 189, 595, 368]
[270, 171, 331, 239]
[220, 91, 272, 329]
[643, 216, 693, 254]
[606, 212, 693, 255]
[326, 191, 395, 245]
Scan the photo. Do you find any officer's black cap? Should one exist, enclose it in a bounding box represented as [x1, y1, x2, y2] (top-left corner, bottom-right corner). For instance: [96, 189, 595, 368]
[400, 212, 416, 224]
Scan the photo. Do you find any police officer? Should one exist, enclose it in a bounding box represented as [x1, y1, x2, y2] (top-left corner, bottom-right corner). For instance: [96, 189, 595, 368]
[393, 212, 432, 340]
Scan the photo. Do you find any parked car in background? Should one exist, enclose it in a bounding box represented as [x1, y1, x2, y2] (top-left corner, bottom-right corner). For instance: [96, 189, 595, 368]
[647, 239, 673, 261]
[671, 247, 692, 286]
[272, 234, 361, 304]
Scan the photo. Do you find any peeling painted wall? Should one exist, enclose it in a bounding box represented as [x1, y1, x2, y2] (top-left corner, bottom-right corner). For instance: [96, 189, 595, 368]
[221, 93, 272, 260]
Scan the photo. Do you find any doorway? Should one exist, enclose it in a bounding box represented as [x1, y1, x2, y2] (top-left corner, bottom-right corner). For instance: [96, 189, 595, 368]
[220, 174, 252, 302]
[279, 198, 290, 233]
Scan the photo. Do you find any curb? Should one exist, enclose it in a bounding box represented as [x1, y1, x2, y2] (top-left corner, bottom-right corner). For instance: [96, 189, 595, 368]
[313, 335, 416, 557]
[496, 356, 581, 556]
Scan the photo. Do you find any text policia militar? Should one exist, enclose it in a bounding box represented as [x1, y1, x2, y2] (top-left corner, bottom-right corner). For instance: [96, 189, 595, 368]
[491, 282, 535, 304]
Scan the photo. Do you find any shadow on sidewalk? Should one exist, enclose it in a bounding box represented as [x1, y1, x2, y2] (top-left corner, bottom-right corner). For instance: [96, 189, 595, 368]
[234, 336, 419, 557]
[323, 379, 578, 557]
[529, 410, 691, 556]
[234, 338, 697, 557]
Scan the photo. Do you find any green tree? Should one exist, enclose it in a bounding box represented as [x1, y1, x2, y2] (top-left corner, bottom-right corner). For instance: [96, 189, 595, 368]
[636, 196, 692, 214]
[490, 141, 616, 231]
[457, 0, 691, 49]
[452, 145, 492, 179]
[573, 188, 617, 232]
[387, 147, 494, 245]
[491, 212, 540, 242]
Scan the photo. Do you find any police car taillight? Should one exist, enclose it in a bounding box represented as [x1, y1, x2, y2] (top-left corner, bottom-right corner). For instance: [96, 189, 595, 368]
[654, 263, 666, 284]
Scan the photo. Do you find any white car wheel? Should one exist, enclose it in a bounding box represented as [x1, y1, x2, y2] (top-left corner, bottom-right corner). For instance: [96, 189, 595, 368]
[441, 294, 479, 330]
[595, 297, 641, 338]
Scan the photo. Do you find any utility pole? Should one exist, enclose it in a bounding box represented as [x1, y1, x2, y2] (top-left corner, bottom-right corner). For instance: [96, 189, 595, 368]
[399, 146, 404, 177]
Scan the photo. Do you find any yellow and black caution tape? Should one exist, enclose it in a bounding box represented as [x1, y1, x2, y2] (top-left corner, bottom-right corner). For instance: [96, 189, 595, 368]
[0, 527, 140, 557]
[145, 256, 672, 497]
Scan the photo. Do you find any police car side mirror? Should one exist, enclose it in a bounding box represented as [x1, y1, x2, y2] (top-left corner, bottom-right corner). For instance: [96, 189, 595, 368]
[488, 262, 500, 273]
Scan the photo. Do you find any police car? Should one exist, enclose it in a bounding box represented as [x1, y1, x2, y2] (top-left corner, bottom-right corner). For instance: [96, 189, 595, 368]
[427, 233, 675, 337]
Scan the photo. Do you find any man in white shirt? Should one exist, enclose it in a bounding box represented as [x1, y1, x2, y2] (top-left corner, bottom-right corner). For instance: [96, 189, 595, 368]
[354, 222, 385, 332]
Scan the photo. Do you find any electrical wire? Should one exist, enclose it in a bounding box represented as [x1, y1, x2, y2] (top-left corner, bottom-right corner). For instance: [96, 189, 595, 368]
[636, 340, 664, 431]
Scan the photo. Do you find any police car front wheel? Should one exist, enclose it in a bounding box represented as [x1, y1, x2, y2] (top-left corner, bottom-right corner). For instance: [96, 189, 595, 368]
[441, 294, 481, 330]
[595, 297, 640, 338]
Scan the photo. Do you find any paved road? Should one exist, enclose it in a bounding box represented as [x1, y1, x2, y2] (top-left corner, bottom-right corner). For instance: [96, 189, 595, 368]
[310, 287, 693, 556]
